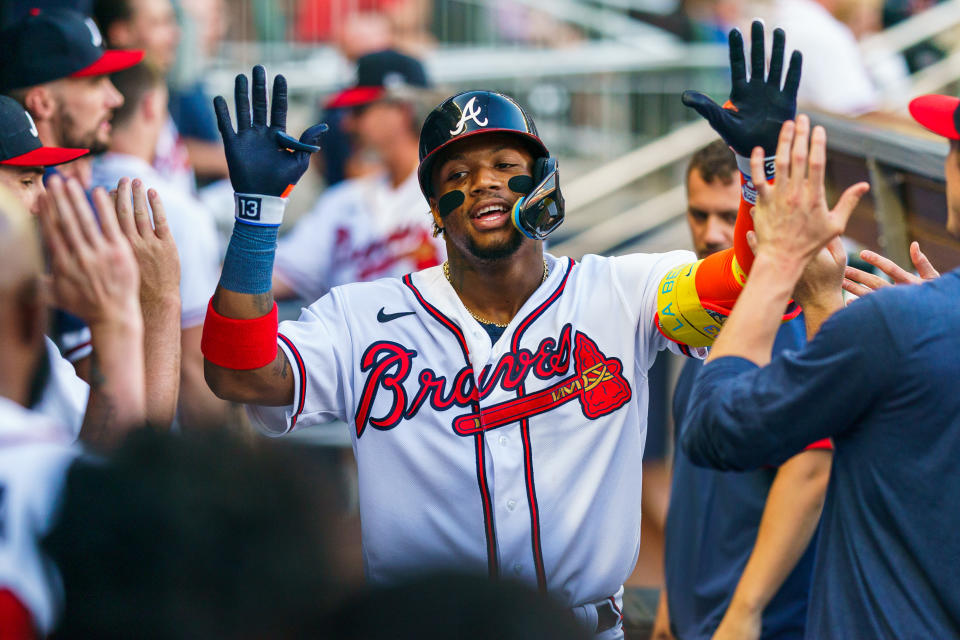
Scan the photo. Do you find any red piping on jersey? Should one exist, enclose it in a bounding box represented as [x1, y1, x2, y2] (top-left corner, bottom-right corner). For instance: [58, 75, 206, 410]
[402, 273, 499, 579]
[510, 257, 574, 593]
[63, 340, 92, 360]
[278, 334, 307, 432]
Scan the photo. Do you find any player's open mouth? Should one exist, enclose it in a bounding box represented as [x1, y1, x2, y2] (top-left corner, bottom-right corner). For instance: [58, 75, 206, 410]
[470, 201, 510, 230]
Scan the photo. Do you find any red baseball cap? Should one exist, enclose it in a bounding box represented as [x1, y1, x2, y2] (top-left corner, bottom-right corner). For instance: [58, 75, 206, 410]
[0, 96, 88, 167]
[0, 8, 144, 93]
[909, 94, 960, 140]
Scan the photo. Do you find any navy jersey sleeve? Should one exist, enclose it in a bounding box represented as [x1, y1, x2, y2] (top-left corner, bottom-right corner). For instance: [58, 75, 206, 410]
[680, 295, 900, 470]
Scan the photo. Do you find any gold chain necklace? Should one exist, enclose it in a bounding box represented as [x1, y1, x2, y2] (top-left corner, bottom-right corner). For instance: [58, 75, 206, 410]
[443, 258, 549, 328]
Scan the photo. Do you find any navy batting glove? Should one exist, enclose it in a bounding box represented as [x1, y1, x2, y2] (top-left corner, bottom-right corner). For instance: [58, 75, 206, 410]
[682, 22, 801, 157]
[213, 65, 328, 198]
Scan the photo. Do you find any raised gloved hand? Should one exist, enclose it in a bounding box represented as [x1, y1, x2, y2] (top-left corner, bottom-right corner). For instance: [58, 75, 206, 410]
[213, 65, 327, 225]
[682, 21, 801, 158]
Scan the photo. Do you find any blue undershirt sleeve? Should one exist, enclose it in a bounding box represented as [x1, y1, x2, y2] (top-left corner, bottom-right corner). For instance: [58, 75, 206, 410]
[680, 295, 901, 470]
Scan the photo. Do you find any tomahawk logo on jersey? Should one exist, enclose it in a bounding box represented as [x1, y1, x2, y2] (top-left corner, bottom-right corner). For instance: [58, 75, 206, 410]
[249, 252, 704, 611]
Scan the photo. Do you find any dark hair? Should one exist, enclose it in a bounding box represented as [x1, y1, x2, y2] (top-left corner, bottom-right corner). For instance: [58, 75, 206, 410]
[109, 62, 164, 128]
[687, 139, 737, 186]
[93, 0, 133, 41]
[44, 428, 346, 639]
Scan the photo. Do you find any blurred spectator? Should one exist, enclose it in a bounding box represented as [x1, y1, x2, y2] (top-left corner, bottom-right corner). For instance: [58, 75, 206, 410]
[167, 0, 228, 187]
[93, 62, 228, 430]
[316, 12, 395, 188]
[273, 50, 444, 301]
[44, 428, 346, 639]
[95, 0, 230, 189]
[762, 0, 880, 114]
[324, 573, 591, 640]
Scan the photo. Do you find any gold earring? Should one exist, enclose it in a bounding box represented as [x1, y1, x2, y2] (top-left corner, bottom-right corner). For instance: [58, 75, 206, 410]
[432, 223, 444, 238]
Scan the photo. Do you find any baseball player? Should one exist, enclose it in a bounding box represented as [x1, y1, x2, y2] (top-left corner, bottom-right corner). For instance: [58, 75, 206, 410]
[202, 24, 798, 638]
[654, 140, 832, 640]
[678, 94, 960, 637]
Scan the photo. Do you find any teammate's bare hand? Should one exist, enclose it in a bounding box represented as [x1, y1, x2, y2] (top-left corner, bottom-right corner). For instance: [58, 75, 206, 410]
[38, 175, 141, 327]
[749, 115, 869, 268]
[113, 177, 181, 311]
[682, 21, 801, 157]
[842, 241, 940, 298]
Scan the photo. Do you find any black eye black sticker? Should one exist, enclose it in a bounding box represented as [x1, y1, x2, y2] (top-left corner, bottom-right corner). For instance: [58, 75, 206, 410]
[437, 190, 465, 217]
[508, 175, 534, 195]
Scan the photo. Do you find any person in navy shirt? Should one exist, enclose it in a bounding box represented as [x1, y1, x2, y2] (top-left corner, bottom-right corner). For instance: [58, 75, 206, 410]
[680, 104, 960, 638]
[654, 140, 831, 640]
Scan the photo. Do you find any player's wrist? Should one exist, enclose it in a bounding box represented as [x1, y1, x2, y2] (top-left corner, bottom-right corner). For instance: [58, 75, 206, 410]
[751, 249, 807, 283]
[736, 152, 775, 206]
[234, 192, 288, 227]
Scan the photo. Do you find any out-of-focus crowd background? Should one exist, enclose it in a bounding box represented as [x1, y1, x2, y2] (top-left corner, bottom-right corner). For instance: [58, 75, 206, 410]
[3, 0, 960, 636]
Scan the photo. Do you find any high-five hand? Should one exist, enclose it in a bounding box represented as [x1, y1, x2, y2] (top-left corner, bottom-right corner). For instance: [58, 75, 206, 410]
[749, 115, 869, 267]
[683, 21, 801, 157]
[213, 65, 327, 200]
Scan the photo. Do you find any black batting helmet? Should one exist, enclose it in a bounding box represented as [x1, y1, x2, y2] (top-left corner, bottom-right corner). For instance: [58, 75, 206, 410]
[417, 90, 549, 198]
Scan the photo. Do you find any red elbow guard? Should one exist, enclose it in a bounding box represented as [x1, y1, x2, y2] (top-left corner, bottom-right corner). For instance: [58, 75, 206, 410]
[201, 299, 279, 370]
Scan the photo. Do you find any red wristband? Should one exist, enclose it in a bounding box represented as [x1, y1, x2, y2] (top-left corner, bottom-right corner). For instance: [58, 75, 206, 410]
[201, 299, 278, 370]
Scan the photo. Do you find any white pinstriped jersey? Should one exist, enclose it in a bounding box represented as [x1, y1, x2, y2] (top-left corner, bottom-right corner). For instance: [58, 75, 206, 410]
[248, 252, 704, 632]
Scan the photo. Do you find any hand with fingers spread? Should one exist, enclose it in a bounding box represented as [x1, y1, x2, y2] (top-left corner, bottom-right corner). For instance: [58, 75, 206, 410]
[213, 65, 327, 226]
[842, 241, 940, 298]
[37, 175, 147, 444]
[683, 21, 801, 158]
[38, 175, 141, 326]
[112, 177, 181, 310]
[749, 115, 869, 269]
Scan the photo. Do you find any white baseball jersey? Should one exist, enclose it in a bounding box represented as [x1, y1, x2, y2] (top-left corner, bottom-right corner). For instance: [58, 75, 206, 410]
[0, 397, 77, 635]
[249, 251, 704, 632]
[34, 337, 90, 440]
[93, 153, 222, 328]
[274, 169, 445, 301]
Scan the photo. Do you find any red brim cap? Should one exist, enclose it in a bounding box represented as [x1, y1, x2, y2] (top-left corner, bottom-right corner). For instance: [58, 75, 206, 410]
[325, 86, 386, 110]
[71, 49, 145, 78]
[0, 146, 89, 167]
[909, 94, 960, 140]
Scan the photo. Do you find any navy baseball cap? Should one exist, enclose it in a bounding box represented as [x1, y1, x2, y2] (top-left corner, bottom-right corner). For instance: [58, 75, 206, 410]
[326, 49, 429, 109]
[0, 8, 144, 93]
[0, 96, 88, 166]
[909, 94, 960, 140]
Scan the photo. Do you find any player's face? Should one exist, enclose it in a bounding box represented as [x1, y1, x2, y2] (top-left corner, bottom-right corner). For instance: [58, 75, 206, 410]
[685, 167, 739, 259]
[50, 76, 124, 153]
[0, 166, 45, 216]
[430, 133, 534, 261]
[945, 141, 960, 239]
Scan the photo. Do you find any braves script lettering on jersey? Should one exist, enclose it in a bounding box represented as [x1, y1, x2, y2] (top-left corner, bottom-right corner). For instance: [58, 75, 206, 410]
[248, 251, 704, 635]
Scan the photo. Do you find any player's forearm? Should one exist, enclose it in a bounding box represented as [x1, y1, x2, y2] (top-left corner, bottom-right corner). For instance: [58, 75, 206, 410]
[706, 251, 805, 365]
[80, 315, 147, 448]
[799, 296, 842, 341]
[724, 449, 831, 616]
[141, 293, 181, 429]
